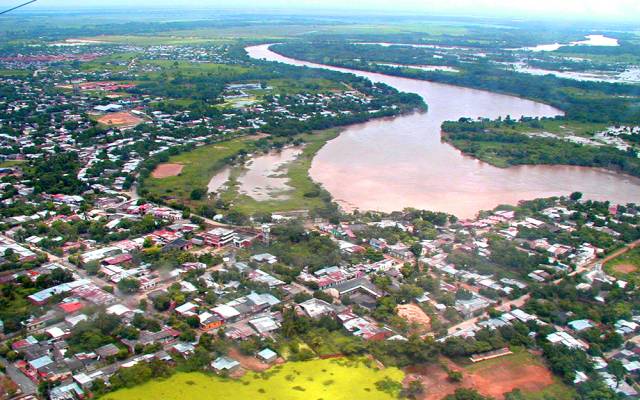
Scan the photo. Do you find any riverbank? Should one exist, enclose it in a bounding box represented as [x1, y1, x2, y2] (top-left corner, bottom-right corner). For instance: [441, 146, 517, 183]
[248, 44, 640, 218]
[441, 122, 640, 178]
[216, 129, 341, 215]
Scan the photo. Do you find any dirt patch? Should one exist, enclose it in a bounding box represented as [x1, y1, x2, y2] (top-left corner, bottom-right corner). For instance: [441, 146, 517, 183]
[613, 263, 638, 274]
[470, 358, 554, 399]
[405, 355, 555, 400]
[397, 304, 431, 330]
[228, 348, 283, 372]
[97, 111, 143, 127]
[152, 163, 184, 178]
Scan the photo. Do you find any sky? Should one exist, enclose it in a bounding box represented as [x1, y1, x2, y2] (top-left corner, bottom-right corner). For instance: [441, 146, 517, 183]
[14, 0, 640, 21]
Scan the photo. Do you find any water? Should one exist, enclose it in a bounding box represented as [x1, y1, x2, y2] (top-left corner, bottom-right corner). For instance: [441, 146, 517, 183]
[246, 44, 640, 218]
[208, 147, 303, 201]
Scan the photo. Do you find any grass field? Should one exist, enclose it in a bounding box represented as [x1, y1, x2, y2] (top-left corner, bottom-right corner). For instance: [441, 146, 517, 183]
[605, 247, 640, 282]
[142, 137, 250, 205]
[0, 160, 26, 168]
[101, 358, 404, 400]
[142, 129, 338, 215]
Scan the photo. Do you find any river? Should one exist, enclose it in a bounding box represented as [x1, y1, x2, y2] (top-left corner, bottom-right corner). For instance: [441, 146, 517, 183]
[246, 44, 640, 218]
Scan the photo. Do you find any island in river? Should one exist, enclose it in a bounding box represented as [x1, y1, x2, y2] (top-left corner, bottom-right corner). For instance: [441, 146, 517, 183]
[246, 44, 640, 219]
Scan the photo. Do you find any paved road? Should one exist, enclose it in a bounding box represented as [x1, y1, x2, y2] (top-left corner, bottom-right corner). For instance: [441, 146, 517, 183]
[0, 356, 36, 395]
[446, 293, 531, 335]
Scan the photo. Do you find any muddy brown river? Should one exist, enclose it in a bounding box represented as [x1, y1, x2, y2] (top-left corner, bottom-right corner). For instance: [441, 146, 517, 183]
[246, 44, 640, 218]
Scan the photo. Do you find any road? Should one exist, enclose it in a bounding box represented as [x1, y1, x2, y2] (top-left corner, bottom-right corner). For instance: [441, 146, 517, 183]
[446, 238, 640, 335]
[0, 356, 36, 396]
[446, 293, 531, 335]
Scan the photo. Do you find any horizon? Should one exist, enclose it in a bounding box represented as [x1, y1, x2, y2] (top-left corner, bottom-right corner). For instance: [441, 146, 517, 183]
[7, 0, 640, 23]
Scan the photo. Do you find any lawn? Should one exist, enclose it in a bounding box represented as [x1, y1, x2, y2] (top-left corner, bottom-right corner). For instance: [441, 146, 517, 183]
[101, 358, 404, 400]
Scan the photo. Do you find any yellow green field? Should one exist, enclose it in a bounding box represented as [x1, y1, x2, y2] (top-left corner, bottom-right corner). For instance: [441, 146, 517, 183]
[101, 358, 404, 400]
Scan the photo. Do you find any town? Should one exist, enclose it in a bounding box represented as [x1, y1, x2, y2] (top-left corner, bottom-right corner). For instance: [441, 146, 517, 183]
[1, 8, 640, 400]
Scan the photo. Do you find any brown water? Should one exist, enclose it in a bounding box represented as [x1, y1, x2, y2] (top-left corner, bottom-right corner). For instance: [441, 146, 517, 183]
[237, 147, 303, 201]
[246, 44, 640, 218]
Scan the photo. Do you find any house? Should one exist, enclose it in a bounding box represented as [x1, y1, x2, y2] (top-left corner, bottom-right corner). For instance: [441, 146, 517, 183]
[250, 253, 278, 264]
[249, 315, 280, 335]
[256, 348, 278, 363]
[199, 312, 223, 331]
[211, 356, 240, 373]
[297, 298, 337, 319]
[568, 319, 595, 332]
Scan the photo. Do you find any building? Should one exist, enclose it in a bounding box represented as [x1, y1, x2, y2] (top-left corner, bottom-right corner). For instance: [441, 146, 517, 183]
[211, 356, 240, 373]
[203, 228, 237, 248]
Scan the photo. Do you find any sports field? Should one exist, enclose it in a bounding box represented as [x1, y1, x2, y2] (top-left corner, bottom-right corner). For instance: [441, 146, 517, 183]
[405, 349, 574, 400]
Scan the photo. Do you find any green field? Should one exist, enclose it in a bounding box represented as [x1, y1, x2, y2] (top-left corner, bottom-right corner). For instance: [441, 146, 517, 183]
[142, 137, 250, 204]
[102, 358, 404, 400]
[0, 160, 26, 168]
[142, 129, 339, 215]
[605, 247, 640, 283]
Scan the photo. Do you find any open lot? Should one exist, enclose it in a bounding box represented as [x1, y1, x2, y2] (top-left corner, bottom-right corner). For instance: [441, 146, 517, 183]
[396, 304, 431, 331]
[151, 163, 184, 178]
[102, 358, 404, 400]
[97, 111, 144, 127]
[405, 349, 573, 400]
[606, 247, 640, 281]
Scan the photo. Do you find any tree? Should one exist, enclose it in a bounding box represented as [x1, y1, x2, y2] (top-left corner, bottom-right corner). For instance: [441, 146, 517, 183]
[410, 242, 423, 258]
[402, 380, 425, 399]
[447, 370, 463, 382]
[608, 359, 625, 388]
[117, 278, 140, 294]
[570, 192, 583, 201]
[190, 188, 207, 200]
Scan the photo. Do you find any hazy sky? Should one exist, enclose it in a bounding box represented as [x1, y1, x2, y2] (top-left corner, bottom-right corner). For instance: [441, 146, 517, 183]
[18, 0, 640, 21]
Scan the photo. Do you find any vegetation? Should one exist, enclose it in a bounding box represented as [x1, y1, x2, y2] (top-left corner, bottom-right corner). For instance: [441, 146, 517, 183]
[100, 358, 404, 400]
[441, 117, 640, 176]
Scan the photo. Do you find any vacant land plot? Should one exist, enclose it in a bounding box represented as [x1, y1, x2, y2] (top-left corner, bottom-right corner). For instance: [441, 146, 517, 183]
[103, 358, 404, 400]
[406, 350, 573, 400]
[97, 111, 143, 127]
[605, 247, 640, 281]
[152, 163, 184, 178]
[396, 304, 431, 330]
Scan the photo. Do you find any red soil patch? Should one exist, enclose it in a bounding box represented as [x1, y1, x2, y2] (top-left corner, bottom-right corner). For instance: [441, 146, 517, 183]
[397, 304, 431, 330]
[97, 111, 143, 126]
[614, 263, 638, 274]
[152, 163, 184, 178]
[405, 355, 555, 400]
